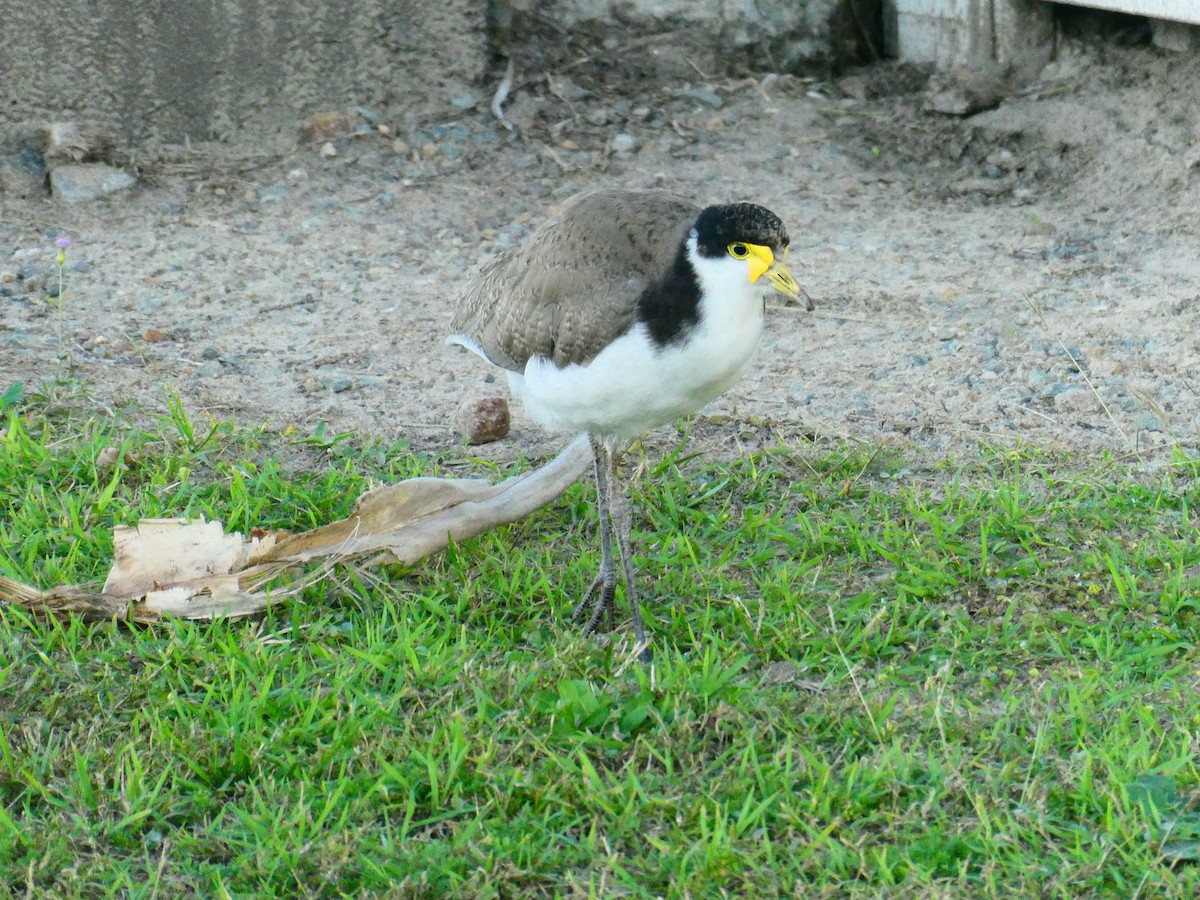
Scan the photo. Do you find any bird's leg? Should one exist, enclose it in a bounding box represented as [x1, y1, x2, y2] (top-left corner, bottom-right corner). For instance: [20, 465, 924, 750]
[570, 435, 617, 632]
[604, 448, 650, 658]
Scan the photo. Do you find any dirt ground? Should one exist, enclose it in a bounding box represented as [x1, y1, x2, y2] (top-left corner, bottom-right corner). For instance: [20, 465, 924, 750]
[3, 35, 1200, 472]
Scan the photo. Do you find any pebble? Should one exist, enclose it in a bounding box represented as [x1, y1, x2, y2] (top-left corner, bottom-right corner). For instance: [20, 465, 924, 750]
[49, 164, 136, 203]
[299, 112, 354, 143]
[678, 86, 724, 109]
[610, 133, 637, 155]
[1134, 412, 1163, 432]
[0, 153, 46, 199]
[1052, 386, 1098, 413]
[319, 142, 337, 159]
[200, 346, 220, 360]
[455, 396, 510, 445]
[495, 223, 526, 248]
[330, 378, 353, 393]
[143, 328, 170, 343]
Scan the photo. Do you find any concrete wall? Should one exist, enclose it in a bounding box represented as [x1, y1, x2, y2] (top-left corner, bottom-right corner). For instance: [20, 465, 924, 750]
[887, 0, 1200, 70]
[0, 1, 879, 148]
[885, 0, 1056, 71]
[495, 0, 881, 79]
[0, 1, 488, 145]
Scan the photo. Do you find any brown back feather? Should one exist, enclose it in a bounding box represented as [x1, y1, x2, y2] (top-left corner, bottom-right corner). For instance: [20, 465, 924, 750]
[451, 190, 699, 371]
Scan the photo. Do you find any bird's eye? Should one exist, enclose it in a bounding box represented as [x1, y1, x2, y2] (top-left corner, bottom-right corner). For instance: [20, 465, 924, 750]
[728, 243, 749, 259]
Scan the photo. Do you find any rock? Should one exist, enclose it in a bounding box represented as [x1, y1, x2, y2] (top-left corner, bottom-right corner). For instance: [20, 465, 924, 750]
[678, 86, 724, 109]
[1152, 21, 1197, 53]
[319, 142, 338, 159]
[455, 396, 510, 445]
[329, 378, 353, 393]
[299, 112, 354, 144]
[924, 69, 1010, 116]
[0, 153, 47, 198]
[142, 328, 170, 343]
[1052, 387, 1098, 414]
[49, 164, 136, 202]
[1134, 412, 1164, 432]
[43, 122, 93, 163]
[610, 132, 637, 155]
[950, 176, 1013, 197]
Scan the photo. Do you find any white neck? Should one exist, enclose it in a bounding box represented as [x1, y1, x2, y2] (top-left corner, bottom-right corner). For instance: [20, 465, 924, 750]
[684, 233, 766, 326]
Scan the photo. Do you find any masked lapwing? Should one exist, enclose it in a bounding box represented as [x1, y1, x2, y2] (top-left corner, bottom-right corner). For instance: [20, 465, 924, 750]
[449, 188, 810, 657]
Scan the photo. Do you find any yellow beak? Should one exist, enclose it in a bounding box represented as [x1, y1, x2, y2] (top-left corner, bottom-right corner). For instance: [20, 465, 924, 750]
[745, 244, 813, 310]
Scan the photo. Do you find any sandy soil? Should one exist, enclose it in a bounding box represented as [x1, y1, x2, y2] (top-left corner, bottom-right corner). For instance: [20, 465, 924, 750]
[3, 37, 1199, 471]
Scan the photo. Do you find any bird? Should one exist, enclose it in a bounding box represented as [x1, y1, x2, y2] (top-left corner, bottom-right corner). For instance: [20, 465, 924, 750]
[449, 188, 810, 656]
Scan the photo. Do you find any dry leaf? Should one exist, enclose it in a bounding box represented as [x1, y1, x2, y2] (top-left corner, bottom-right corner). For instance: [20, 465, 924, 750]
[0, 435, 592, 624]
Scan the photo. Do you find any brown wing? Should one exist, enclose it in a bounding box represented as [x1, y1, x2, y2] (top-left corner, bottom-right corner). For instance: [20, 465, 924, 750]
[450, 190, 699, 371]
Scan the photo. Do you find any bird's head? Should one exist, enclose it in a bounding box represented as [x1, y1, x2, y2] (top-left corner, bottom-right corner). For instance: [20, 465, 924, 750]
[692, 203, 813, 311]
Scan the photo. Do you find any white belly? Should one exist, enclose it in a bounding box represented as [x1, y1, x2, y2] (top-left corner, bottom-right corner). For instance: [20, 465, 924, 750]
[515, 306, 765, 442]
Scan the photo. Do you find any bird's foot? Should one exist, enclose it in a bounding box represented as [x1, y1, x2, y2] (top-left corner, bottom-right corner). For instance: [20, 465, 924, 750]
[570, 570, 616, 635]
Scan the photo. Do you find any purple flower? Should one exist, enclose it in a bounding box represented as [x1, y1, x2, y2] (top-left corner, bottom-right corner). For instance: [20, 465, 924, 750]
[55, 237, 72, 249]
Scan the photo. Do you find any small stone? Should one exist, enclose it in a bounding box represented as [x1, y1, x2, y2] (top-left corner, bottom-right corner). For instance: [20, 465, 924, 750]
[1134, 412, 1164, 432]
[330, 378, 353, 393]
[0, 154, 47, 200]
[1052, 387, 1098, 413]
[950, 177, 1012, 197]
[200, 346, 220, 360]
[319, 142, 338, 159]
[761, 660, 799, 686]
[610, 132, 637, 155]
[455, 396, 510, 445]
[49, 164, 136, 203]
[838, 75, 868, 101]
[585, 108, 609, 126]
[924, 69, 1009, 117]
[42, 122, 90, 163]
[109, 335, 133, 352]
[420, 143, 439, 159]
[678, 86, 724, 109]
[451, 94, 478, 110]
[299, 112, 354, 144]
[142, 328, 170, 343]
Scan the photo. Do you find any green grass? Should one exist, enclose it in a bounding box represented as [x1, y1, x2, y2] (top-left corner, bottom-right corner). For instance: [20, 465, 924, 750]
[2, 389, 1200, 897]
